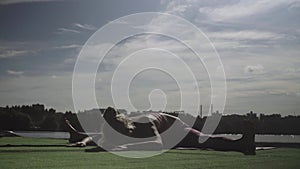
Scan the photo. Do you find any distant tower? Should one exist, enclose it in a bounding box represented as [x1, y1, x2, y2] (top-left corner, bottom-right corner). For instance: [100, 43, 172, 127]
[210, 104, 213, 114]
[199, 105, 203, 118]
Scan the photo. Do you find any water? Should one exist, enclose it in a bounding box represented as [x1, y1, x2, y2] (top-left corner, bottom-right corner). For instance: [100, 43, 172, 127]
[12, 131, 300, 143]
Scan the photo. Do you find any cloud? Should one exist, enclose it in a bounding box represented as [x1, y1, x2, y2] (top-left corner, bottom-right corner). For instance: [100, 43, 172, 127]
[244, 64, 265, 74]
[54, 44, 82, 49]
[198, 0, 297, 21]
[56, 28, 80, 34]
[6, 70, 24, 76]
[107, 20, 128, 25]
[74, 23, 97, 31]
[267, 90, 291, 96]
[208, 30, 284, 41]
[288, 1, 300, 10]
[55, 23, 96, 35]
[161, 0, 297, 48]
[0, 41, 40, 59]
[63, 57, 75, 64]
[0, 0, 62, 5]
[0, 50, 29, 58]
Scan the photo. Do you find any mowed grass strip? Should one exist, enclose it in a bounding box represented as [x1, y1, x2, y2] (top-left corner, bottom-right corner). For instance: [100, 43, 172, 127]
[0, 137, 299, 169]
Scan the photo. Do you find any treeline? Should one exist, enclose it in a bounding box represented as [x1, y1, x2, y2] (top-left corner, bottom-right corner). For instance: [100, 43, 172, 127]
[192, 112, 300, 135]
[0, 104, 299, 135]
[0, 104, 79, 131]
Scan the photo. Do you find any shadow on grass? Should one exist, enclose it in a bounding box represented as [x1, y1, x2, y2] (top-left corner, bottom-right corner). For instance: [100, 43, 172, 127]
[0, 148, 84, 153]
[0, 144, 86, 153]
[0, 144, 66, 147]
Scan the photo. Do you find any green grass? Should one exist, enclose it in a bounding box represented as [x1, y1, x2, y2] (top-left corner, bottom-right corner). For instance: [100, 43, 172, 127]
[0, 137, 299, 169]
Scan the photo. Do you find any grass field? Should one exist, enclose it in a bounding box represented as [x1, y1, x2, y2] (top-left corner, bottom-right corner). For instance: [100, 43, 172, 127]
[0, 137, 299, 169]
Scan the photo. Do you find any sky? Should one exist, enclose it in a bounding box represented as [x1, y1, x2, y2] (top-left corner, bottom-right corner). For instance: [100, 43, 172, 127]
[0, 0, 299, 116]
